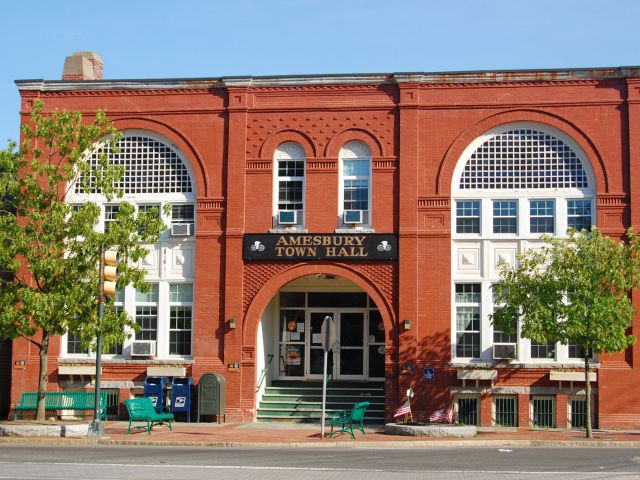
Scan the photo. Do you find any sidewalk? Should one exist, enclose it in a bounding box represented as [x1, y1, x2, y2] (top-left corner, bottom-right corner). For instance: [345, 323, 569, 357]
[3, 420, 640, 448]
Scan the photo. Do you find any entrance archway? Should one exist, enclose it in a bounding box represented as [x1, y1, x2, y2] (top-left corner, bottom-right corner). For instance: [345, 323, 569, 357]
[244, 263, 395, 422]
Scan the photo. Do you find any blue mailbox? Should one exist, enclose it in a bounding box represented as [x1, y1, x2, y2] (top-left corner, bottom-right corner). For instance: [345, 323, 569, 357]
[144, 376, 168, 413]
[172, 376, 194, 422]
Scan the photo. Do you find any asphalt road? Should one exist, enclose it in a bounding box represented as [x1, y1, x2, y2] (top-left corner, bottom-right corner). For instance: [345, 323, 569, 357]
[0, 445, 639, 480]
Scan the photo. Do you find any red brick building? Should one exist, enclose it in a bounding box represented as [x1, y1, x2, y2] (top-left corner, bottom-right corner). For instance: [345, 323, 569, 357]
[9, 52, 640, 428]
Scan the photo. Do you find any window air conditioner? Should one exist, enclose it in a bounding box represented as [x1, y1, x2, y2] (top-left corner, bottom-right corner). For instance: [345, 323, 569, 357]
[170, 223, 192, 236]
[493, 344, 517, 360]
[344, 210, 363, 224]
[278, 210, 297, 225]
[131, 340, 156, 357]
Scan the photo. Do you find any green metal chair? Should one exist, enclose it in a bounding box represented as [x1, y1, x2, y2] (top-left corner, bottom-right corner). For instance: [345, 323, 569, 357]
[327, 401, 370, 439]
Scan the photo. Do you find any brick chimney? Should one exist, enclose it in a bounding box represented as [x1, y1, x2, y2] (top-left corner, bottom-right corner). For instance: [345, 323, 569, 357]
[62, 51, 103, 80]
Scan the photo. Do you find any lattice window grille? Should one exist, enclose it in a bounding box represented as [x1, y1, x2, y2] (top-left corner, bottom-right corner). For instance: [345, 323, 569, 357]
[460, 129, 589, 190]
[76, 136, 192, 194]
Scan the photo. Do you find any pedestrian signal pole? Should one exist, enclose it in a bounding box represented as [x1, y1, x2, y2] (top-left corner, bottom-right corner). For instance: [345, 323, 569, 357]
[320, 316, 335, 439]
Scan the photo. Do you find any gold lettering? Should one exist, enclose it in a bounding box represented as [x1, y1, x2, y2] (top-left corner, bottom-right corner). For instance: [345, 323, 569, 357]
[312, 236, 322, 246]
[275, 247, 285, 256]
[337, 247, 349, 256]
[334, 236, 344, 246]
[276, 236, 288, 246]
[323, 236, 332, 246]
[354, 236, 366, 246]
[344, 236, 355, 246]
[326, 246, 336, 256]
[289, 236, 302, 246]
[302, 236, 312, 246]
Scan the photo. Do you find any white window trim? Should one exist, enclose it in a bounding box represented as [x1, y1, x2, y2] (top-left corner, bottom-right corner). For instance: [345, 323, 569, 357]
[273, 142, 306, 228]
[338, 141, 372, 228]
[452, 123, 597, 365]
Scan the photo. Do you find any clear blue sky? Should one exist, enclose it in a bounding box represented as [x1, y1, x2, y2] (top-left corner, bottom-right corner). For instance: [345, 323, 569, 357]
[2, 0, 639, 142]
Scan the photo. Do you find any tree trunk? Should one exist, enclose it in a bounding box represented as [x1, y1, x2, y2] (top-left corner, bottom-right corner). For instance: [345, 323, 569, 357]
[35, 331, 49, 421]
[585, 352, 593, 438]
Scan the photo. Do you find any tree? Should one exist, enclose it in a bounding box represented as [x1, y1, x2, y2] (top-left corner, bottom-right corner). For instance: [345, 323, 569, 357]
[491, 227, 640, 438]
[0, 100, 165, 420]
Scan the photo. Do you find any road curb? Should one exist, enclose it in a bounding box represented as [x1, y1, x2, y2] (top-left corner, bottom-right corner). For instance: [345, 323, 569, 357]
[2, 437, 640, 448]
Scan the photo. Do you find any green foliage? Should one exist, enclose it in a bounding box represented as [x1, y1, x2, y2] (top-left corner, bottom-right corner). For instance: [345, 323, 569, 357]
[492, 227, 640, 356]
[0, 100, 165, 352]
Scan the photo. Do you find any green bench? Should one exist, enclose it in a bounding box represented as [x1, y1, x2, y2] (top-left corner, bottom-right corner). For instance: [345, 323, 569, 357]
[12, 391, 108, 420]
[124, 397, 174, 435]
[327, 401, 370, 439]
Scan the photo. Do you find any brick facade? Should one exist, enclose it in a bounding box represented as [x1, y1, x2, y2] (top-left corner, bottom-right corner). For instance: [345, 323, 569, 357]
[9, 67, 640, 428]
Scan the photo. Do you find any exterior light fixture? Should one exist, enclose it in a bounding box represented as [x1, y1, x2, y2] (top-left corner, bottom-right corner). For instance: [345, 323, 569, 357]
[229, 318, 237, 329]
[403, 319, 411, 331]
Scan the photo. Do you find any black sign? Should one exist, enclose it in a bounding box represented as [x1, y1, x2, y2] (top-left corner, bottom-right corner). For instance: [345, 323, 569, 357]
[243, 234, 397, 261]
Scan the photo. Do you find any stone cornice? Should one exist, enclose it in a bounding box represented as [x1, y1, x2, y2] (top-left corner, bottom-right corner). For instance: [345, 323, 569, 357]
[16, 66, 640, 93]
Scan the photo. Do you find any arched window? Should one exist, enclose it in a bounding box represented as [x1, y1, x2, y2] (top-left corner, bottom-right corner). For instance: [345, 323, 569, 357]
[66, 132, 196, 360]
[339, 141, 371, 227]
[274, 142, 306, 227]
[451, 123, 595, 364]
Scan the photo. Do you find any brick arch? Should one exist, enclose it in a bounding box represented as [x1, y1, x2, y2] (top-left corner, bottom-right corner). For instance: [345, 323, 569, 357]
[111, 116, 209, 197]
[243, 263, 396, 349]
[324, 128, 385, 158]
[436, 109, 608, 196]
[259, 129, 317, 160]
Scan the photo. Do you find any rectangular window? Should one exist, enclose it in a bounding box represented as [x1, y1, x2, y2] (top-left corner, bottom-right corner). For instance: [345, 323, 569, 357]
[342, 159, 370, 224]
[457, 396, 479, 426]
[169, 283, 193, 356]
[135, 284, 158, 341]
[456, 201, 480, 234]
[278, 181, 303, 211]
[570, 397, 587, 429]
[530, 200, 555, 234]
[494, 396, 518, 427]
[531, 342, 556, 359]
[104, 204, 120, 233]
[107, 289, 125, 355]
[171, 204, 194, 225]
[493, 200, 517, 234]
[567, 199, 592, 231]
[568, 344, 586, 359]
[492, 290, 517, 352]
[532, 396, 556, 428]
[67, 332, 88, 355]
[455, 284, 481, 358]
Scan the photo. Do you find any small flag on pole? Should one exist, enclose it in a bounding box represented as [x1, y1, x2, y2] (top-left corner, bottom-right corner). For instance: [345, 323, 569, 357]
[394, 399, 412, 418]
[429, 403, 455, 423]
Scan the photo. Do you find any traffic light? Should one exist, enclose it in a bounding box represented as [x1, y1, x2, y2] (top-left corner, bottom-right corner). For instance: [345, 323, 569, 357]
[102, 250, 118, 298]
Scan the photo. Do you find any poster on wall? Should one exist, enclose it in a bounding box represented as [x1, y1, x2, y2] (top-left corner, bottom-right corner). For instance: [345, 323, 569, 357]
[286, 345, 301, 365]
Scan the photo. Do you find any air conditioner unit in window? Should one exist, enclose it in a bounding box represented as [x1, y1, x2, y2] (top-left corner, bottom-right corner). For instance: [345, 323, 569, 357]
[493, 344, 517, 360]
[131, 340, 156, 357]
[344, 210, 363, 224]
[278, 210, 297, 225]
[170, 223, 192, 236]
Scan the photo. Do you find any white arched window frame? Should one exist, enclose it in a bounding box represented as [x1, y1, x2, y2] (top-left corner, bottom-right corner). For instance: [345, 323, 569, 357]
[450, 122, 596, 365]
[273, 142, 306, 228]
[339, 141, 372, 227]
[65, 131, 197, 360]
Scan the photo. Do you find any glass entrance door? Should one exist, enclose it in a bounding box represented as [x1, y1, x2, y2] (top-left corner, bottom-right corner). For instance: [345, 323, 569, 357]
[336, 311, 367, 380]
[307, 311, 335, 379]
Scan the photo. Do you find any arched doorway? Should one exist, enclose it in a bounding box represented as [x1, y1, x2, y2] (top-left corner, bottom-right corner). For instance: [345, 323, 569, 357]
[250, 271, 393, 423]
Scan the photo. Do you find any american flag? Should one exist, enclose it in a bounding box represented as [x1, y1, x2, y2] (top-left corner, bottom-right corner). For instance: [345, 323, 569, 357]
[393, 400, 411, 418]
[429, 403, 455, 423]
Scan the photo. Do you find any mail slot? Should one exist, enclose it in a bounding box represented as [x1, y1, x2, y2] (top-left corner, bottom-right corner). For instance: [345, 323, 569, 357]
[144, 376, 168, 413]
[171, 376, 193, 422]
[198, 373, 226, 423]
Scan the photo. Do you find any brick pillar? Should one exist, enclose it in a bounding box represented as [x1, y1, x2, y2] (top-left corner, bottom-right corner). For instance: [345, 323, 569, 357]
[395, 78, 420, 410]
[222, 82, 251, 421]
[518, 393, 530, 428]
[480, 392, 492, 426]
[556, 393, 568, 429]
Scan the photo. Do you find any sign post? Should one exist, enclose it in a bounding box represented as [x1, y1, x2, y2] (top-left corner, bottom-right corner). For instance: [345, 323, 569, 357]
[320, 315, 335, 439]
